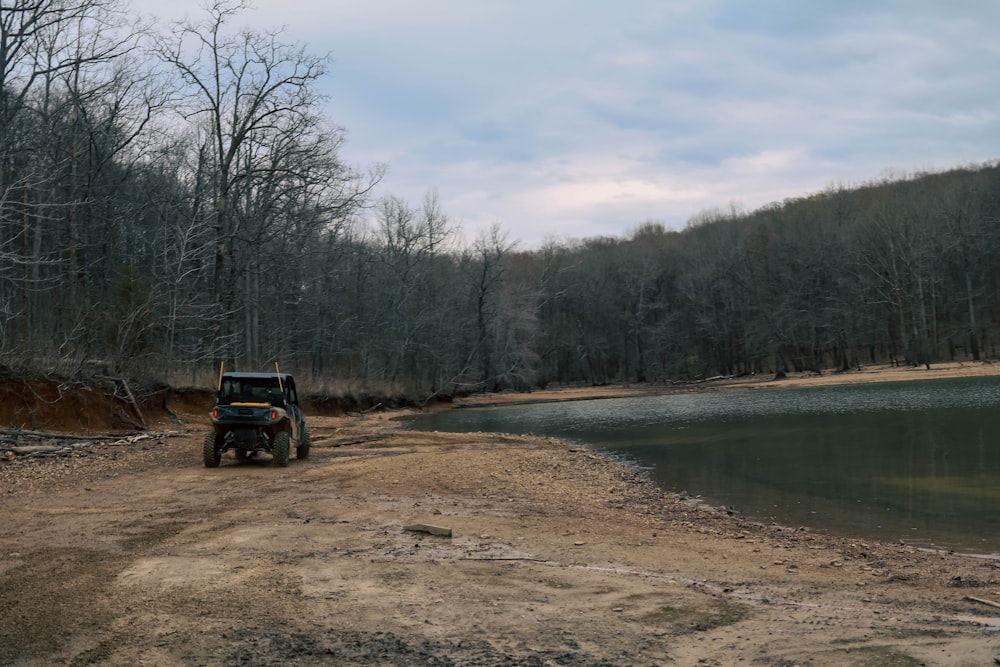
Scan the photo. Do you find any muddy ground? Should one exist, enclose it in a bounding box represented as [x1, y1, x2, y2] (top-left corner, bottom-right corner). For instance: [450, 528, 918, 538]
[3, 363, 1000, 665]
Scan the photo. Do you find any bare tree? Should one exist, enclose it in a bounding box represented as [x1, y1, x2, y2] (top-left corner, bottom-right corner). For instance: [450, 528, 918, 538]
[468, 224, 515, 390]
[0, 0, 143, 364]
[154, 0, 330, 365]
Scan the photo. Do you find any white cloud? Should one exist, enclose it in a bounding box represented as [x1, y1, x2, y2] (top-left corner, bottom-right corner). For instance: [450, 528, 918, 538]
[130, 0, 1000, 247]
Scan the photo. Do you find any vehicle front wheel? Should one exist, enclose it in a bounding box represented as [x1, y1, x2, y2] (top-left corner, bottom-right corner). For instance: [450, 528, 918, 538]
[203, 433, 222, 467]
[296, 427, 310, 460]
[272, 431, 290, 467]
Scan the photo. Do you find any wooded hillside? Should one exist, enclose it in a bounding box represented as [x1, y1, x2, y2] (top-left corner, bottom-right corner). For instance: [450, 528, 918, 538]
[2, 1, 998, 397]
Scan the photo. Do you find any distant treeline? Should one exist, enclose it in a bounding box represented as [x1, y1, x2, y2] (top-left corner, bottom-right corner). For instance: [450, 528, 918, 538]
[1, 2, 998, 396]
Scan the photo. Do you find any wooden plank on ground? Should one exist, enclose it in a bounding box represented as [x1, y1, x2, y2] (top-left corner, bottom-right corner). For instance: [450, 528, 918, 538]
[403, 523, 453, 537]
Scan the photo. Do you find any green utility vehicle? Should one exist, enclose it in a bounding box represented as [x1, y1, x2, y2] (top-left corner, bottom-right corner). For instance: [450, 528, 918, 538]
[203, 372, 310, 467]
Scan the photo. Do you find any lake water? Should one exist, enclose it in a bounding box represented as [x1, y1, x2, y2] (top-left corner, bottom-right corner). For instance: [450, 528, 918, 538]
[405, 377, 1000, 554]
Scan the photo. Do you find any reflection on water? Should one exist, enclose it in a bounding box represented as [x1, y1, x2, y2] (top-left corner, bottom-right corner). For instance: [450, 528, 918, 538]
[405, 377, 1000, 554]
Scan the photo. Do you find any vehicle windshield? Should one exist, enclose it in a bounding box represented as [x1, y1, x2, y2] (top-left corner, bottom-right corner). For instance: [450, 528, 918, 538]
[218, 377, 284, 404]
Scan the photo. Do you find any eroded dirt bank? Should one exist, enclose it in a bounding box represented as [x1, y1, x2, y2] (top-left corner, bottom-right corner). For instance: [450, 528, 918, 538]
[2, 363, 1000, 665]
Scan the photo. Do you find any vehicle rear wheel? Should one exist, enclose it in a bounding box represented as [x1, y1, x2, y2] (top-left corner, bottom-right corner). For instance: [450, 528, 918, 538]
[272, 431, 290, 467]
[203, 433, 222, 467]
[296, 427, 310, 459]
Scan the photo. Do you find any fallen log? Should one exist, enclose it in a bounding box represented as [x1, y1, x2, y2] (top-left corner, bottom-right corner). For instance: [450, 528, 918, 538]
[964, 595, 1000, 610]
[7, 445, 68, 455]
[116, 377, 146, 431]
[0, 428, 125, 441]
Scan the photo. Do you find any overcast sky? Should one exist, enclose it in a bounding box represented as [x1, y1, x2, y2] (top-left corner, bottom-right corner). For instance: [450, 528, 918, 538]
[136, 1, 1000, 248]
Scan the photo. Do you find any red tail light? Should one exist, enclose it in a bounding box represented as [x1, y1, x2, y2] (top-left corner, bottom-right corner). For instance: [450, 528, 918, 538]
[212, 408, 219, 418]
[270, 409, 277, 420]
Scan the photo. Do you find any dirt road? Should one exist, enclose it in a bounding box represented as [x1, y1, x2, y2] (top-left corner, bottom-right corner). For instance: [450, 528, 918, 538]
[4, 373, 1000, 665]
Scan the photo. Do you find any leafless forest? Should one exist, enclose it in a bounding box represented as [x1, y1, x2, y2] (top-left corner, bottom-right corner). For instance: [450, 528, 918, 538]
[2, 1, 999, 398]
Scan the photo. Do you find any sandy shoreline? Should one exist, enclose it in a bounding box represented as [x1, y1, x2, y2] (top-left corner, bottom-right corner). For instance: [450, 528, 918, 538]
[4, 361, 1000, 665]
[452, 360, 1000, 407]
